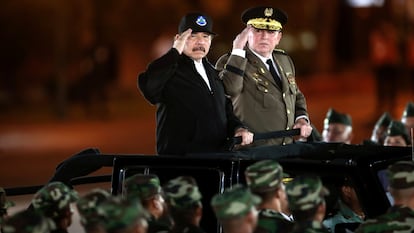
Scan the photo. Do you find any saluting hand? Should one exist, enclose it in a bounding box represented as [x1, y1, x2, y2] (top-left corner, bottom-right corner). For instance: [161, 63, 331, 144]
[173, 28, 192, 54]
[232, 25, 250, 50]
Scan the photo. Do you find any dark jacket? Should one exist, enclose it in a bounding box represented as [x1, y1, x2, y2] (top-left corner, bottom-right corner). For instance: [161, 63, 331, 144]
[138, 48, 244, 155]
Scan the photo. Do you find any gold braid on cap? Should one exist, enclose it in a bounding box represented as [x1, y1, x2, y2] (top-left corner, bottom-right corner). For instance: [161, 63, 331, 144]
[247, 18, 282, 31]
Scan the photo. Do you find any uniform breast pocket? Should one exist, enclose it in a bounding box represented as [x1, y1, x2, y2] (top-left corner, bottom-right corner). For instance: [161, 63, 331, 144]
[255, 82, 277, 109]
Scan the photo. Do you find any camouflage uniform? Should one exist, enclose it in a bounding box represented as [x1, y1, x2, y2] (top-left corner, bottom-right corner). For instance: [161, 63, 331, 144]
[97, 196, 149, 233]
[355, 161, 414, 233]
[1, 209, 55, 233]
[0, 187, 14, 219]
[245, 160, 294, 233]
[211, 184, 261, 220]
[163, 176, 204, 233]
[286, 175, 330, 233]
[76, 188, 111, 232]
[124, 174, 171, 233]
[31, 182, 78, 233]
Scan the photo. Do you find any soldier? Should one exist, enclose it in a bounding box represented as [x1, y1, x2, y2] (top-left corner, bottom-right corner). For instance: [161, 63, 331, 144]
[163, 176, 205, 233]
[355, 161, 414, 232]
[216, 6, 312, 147]
[211, 184, 261, 233]
[383, 120, 410, 146]
[322, 176, 365, 233]
[1, 209, 55, 233]
[0, 187, 14, 222]
[401, 101, 414, 138]
[322, 108, 353, 144]
[98, 196, 149, 233]
[31, 181, 79, 233]
[366, 112, 392, 145]
[286, 175, 330, 233]
[124, 174, 171, 233]
[76, 188, 111, 233]
[244, 160, 294, 233]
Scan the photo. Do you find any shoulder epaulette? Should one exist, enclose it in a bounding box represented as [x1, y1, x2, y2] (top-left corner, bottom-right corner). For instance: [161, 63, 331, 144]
[273, 48, 287, 55]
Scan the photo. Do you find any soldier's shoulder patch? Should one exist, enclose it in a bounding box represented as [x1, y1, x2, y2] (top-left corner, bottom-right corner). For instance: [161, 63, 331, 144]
[260, 209, 280, 217]
[273, 49, 287, 55]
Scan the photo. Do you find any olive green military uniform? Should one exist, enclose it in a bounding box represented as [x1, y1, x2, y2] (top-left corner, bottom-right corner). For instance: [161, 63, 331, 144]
[216, 47, 308, 146]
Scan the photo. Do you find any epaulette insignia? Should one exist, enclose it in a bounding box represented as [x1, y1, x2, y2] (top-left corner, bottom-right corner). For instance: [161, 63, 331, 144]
[260, 209, 279, 217]
[273, 48, 287, 54]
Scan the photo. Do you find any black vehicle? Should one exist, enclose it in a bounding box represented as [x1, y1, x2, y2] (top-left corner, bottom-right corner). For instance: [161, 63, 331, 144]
[4, 142, 413, 233]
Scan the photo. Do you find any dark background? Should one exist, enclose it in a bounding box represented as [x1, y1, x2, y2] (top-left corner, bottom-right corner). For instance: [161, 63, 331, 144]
[1, 0, 414, 187]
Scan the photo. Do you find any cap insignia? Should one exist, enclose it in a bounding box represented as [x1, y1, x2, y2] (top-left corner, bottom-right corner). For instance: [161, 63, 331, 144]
[196, 16, 207, 27]
[264, 8, 273, 17]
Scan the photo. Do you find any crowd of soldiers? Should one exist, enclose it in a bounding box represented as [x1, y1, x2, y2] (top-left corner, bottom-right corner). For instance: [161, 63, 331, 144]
[1, 158, 414, 233]
[319, 101, 414, 147]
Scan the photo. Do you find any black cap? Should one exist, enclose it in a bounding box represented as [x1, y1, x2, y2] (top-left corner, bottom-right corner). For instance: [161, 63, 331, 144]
[387, 120, 410, 144]
[178, 13, 216, 35]
[402, 102, 414, 118]
[324, 108, 352, 126]
[241, 6, 288, 31]
[375, 112, 392, 128]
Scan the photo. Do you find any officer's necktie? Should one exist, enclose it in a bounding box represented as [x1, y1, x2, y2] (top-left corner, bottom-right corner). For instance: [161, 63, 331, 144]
[266, 59, 282, 88]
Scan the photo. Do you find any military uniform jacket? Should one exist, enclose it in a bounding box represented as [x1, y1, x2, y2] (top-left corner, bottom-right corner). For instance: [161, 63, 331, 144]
[216, 47, 308, 146]
[138, 48, 244, 155]
[254, 209, 294, 233]
[291, 221, 330, 233]
[355, 205, 414, 233]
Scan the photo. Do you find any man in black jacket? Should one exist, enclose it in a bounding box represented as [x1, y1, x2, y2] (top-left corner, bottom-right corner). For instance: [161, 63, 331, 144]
[138, 12, 253, 155]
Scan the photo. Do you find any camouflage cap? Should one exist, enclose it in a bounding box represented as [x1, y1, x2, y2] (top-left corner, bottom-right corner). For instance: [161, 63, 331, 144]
[387, 161, 414, 189]
[286, 175, 329, 211]
[375, 112, 392, 128]
[31, 182, 79, 217]
[386, 120, 410, 144]
[211, 184, 261, 220]
[76, 188, 111, 225]
[163, 176, 202, 209]
[324, 108, 352, 126]
[2, 209, 56, 233]
[97, 196, 149, 232]
[245, 160, 285, 193]
[0, 187, 15, 213]
[402, 101, 414, 118]
[124, 174, 162, 200]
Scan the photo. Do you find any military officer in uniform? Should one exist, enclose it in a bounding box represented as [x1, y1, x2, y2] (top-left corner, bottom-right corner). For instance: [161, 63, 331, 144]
[216, 6, 312, 147]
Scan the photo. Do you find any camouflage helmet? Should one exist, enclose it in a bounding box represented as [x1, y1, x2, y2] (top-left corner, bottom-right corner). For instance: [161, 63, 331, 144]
[0, 187, 15, 216]
[211, 184, 261, 220]
[97, 196, 149, 232]
[386, 120, 410, 145]
[31, 182, 79, 218]
[163, 176, 202, 209]
[286, 175, 329, 211]
[387, 161, 414, 189]
[2, 209, 56, 233]
[76, 188, 111, 225]
[124, 174, 162, 200]
[245, 160, 285, 193]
